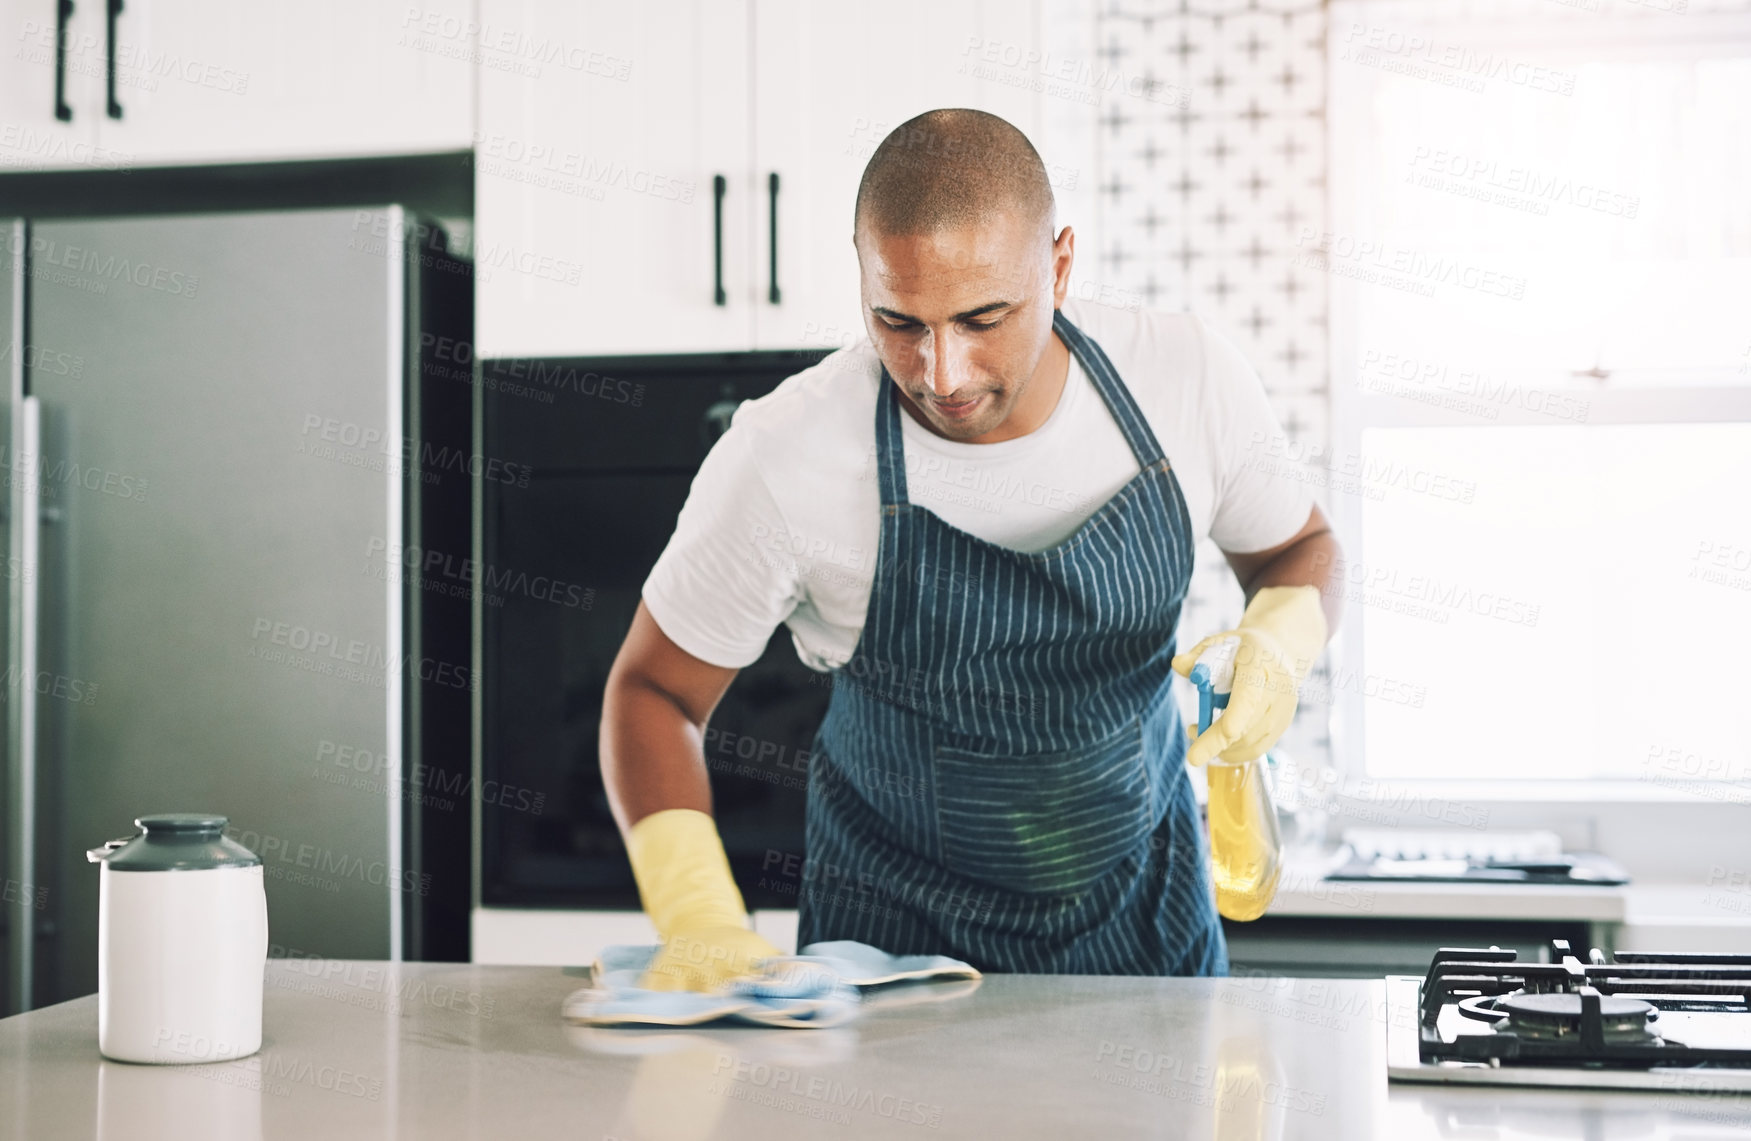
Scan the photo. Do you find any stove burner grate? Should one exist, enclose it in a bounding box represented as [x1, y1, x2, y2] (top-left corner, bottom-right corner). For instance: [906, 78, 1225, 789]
[1416, 939, 1751, 1068]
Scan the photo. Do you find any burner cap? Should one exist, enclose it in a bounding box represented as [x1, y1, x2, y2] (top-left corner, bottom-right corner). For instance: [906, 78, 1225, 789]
[1493, 992, 1657, 1042]
[1497, 993, 1652, 1022]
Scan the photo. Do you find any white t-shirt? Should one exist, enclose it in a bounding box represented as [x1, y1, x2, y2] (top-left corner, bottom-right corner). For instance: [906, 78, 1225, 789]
[642, 298, 1312, 672]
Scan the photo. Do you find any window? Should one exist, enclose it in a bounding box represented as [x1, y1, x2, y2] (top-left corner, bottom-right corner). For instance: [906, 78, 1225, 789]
[1325, 3, 1751, 787]
[1356, 421, 1751, 781]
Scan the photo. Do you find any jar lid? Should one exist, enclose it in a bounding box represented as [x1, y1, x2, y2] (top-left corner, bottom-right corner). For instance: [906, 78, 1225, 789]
[88, 813, 262, 871]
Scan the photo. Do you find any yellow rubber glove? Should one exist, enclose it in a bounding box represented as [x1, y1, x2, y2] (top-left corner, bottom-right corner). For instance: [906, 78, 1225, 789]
[1171, 585, 1328, 768]
[625, 808, 780, 992]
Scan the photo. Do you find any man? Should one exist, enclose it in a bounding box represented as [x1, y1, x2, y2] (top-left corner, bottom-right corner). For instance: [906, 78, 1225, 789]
[601, 109, 1341, 989]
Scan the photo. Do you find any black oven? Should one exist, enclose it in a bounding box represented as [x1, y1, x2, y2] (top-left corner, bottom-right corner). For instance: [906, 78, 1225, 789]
[480, 349, 834, 909]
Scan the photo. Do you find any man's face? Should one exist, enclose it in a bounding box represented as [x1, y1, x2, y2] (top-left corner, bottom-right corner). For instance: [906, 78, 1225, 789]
[856, 213, 1073, 443]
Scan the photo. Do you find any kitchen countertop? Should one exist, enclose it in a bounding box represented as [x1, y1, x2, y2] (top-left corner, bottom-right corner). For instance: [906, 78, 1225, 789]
[4, 961, 1748, 1140]
[1266, 876, 1628, 921]
[1262, 853, 1629, 922]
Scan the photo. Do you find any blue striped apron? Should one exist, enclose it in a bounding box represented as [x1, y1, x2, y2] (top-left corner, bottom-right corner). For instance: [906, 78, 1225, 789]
[795, 309, 1227, 976]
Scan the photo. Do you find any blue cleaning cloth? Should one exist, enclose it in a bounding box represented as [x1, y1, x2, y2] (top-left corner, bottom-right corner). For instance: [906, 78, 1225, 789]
[561, 939, 981, 1029]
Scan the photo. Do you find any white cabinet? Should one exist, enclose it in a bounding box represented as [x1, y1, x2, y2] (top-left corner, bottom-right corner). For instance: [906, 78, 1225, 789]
[750, 0, 1042, 350]
[0, 0, 106, 171]
[1, 0, 473, 170]
[96, 0, 474, 165]
[470, 908, 800, 966]
[471, 908, 660, 966]
[476, 0, 1045, 358]
[474, 0, 750, 358]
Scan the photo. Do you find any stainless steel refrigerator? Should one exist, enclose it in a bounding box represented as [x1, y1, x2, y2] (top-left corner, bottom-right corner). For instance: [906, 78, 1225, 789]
[0, 207, 473, 1013]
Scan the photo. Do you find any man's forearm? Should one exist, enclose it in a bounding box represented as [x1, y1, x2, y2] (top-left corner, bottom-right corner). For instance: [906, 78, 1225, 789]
[1238, 529, 1344, 637]
[600, 667, 776, 978]
[600, 672, 716, 835]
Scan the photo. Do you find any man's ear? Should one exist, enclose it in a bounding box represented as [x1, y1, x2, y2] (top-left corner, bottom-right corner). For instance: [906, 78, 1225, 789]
[1051, 226, 1076, 307]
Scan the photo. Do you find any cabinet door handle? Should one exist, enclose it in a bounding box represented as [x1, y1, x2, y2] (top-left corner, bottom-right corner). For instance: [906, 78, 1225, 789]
[767, 172, 781, 305]
[54, 0, 74, 122]
[105, 0, 123, 119]
[712, 174, 727, 307]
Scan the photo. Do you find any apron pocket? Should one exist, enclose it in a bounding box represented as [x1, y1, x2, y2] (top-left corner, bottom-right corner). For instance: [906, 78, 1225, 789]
[933, 715, 1153, 897]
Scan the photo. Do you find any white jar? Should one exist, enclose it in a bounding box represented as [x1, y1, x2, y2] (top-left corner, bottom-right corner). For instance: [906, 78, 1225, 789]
[87, 814, 269, 1064]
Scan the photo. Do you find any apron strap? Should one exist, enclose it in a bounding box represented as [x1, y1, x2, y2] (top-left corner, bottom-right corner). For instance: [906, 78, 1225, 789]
[871, 307, 1170, 509]
[1052, 309, 1167, 469]
[874, 361, 912, 508]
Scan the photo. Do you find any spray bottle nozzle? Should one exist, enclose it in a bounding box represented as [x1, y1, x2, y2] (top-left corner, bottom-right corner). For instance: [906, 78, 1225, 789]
[1190, 635, 1241, 735]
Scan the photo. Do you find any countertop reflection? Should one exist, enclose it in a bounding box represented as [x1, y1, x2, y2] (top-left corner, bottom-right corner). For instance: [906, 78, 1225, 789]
[1, 961, 1746, 1139]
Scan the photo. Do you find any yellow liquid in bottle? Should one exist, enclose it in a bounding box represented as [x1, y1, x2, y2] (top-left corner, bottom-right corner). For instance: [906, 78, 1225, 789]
[1207, 757, 1283, 922]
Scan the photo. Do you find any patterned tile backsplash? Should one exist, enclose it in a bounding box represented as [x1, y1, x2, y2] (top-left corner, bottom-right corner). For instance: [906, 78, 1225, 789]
[1062, 0, 1337, 768]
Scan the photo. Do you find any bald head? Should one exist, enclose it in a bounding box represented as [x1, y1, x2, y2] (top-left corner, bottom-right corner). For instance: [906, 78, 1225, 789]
[854, 109, 1054, 244]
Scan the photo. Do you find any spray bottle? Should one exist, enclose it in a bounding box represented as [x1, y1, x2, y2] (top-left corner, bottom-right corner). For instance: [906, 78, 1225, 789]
[1189, 637, 1284, 922]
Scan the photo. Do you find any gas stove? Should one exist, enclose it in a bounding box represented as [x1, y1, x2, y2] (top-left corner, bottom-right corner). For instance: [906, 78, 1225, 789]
[1385, 939, 1751, 1090]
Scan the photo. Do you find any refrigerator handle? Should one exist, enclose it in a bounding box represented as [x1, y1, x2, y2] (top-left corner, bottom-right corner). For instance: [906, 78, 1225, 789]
[6, 396, 41, 1014]
[54, 0, 74, 122]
